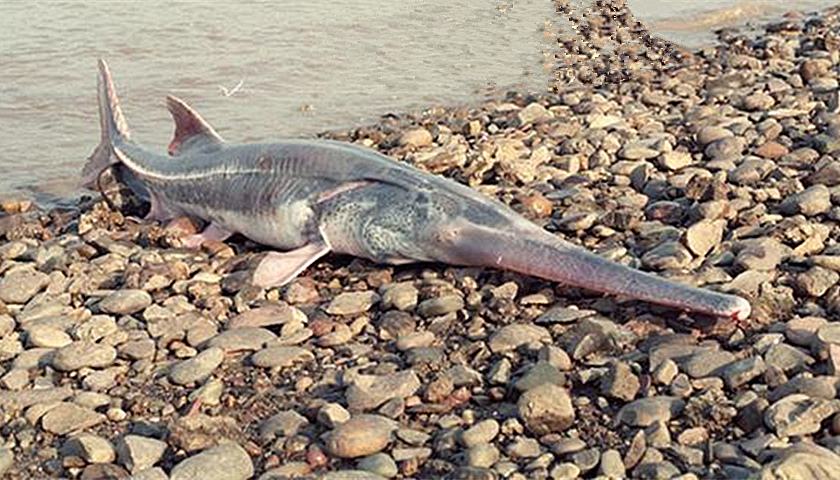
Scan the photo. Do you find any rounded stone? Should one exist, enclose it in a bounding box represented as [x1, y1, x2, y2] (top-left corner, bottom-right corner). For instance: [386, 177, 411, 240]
[169, 347, 224, 385]
[326, 415, 394, 459]
[98, 289, 153, 315]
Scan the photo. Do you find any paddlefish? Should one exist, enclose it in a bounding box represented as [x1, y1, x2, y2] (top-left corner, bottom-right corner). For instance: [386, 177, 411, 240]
[81, 60, 751, 321]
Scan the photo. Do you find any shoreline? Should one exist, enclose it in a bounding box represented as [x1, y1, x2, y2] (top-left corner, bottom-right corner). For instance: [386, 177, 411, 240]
[2, 2, 840, 479]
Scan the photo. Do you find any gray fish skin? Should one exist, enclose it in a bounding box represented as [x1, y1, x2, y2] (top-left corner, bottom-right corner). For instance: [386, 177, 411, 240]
[83, 59, 751, 321]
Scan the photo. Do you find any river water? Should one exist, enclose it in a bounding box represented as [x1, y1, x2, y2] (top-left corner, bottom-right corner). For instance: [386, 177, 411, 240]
[0, 0, 836, 202]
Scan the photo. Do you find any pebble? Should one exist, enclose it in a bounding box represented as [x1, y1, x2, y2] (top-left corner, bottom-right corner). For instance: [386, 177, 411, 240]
[779, 185, 831, 216]
[466, 443, 499, 469]
[721, 356, 766, 389]
[600, 361, 640, 401]
[381, 283, 418, 311]
[41, 402, 105, 435]
[357, 453, 398, 478]
[251, 346, 314, 368]
[684, 219, 725, 257]
[326, 415, 394, 458]
[399, 128, 433, 148]
[52, 341, 116, 371]
[617, 396, 685, 427]
[170, 442, 254, 480]
[326, 291, 379, 316]
[205, 327, 276, 352]
[517, 383, 574, 435]
[461, 419, 500, 447]
[346, 370, 421, 411]
[764, 394, 840, 437]
[116, 435, 167, 473]
[169, 347, 224, 385]
[416, 294, 463, 317]
[62, 434, 116, 464]
[0, 268, 50, 304]
[795, 266, 839, 297]
[98, 289, 152, 315]
[488, 324, 551, 353]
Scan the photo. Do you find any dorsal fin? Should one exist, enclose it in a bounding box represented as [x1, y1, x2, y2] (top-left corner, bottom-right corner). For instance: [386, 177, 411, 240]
[165, 95, 225, 156]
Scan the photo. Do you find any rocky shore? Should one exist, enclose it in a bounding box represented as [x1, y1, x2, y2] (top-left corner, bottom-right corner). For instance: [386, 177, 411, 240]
[2, 1, 840, 479]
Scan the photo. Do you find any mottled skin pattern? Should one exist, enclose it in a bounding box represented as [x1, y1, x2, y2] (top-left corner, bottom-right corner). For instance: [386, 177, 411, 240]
[83, 60, 752, 320]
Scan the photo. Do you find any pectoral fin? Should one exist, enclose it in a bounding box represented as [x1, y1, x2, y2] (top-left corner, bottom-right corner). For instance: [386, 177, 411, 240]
[181, 222, 232, 248]
[252, 242, 331, 288]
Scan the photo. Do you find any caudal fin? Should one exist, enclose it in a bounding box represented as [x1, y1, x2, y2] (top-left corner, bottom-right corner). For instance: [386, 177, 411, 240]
[80, 59, 131, 189]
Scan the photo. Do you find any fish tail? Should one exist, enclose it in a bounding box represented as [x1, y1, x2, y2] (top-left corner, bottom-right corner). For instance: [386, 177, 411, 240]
[80, 59, 131, 188]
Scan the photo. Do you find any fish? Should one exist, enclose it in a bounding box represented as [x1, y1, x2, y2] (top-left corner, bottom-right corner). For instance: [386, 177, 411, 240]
[81, 59, 751, 321]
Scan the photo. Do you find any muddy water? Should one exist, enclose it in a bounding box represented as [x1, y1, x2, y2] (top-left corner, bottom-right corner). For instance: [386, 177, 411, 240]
[0, 1, 836, 201]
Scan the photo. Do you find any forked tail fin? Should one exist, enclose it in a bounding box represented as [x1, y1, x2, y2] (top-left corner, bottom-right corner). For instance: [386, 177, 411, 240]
[80, 59, 131, 188]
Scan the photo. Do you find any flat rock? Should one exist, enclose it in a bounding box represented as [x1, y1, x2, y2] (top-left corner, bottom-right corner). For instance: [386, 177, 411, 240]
[41, 402, 105, 435]
[227, 303, 303, 329]
[488, 324, 551, 353]
[116, 435, 167, 473]
[736, 238, 788, 271]
[27, 325, 72, 348]
[170, 442, 253, 480]
[346, 370, 420, 412]
[616, 396, 685, 427]
[682, 349, 736, 378]
[98, 289, 152, 315]
[169, 347, 224, 385]
[326, 415, 395, 458]
[721, 356, 766, 389]
[758, 443, 840, 479]
[251, 346, 314, 368]
[326, 291, 379, 316]
[779, 185, 831, 216]
[52, 341, 117, 371]
[765, 394, 840, 437]
[517, 383, 574, 435]
[205, 327, 276, 352]
[416, 294, 464, 318]
[685, 219, 725, 257]
[62, 434, 116, 464]
[0, 268, 50, 304]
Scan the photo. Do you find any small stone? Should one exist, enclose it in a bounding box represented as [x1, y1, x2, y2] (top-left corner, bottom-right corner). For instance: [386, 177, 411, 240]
[786, 316, 829, 346]
[754, 141, 789, 159]
[795, 267, 839, 297]
[677, 427, 708, 446]
[758, 443, 840, 479]
[52, 341, 117, 371]
[721, 356, 766, 389]
[227, 303, 304, 329]
[461, 419, 500, 447]
[735, 237, 788, 271]
[357, 453, 398, 478]
[696, 126, 733, 146]
[63, 434, 116, 464]
[685, 219, 725, 257]
[600, 361, 640, 401]
[169, 347, 224, 385]
[507, 437, 541, 458]
[170, 442, 254, 480]
[617, 396, 685, 427]
[326, 415, 394, 458]
[326, 291, 379, 316]
[98, 289, 152, 315]
[346, 370, 421, 411]
[399, 128, 433, 148]
[658, 151, 693, 171]
[518, 102, 552, 125]
[318, 403, 351, 428]
[779, 185, 831, 216]
[41, 402, 105, 435]
[682, 349, 735, 378]
[381, 283, 418, 311]
[599, 449, 625, 478]
[466, 443, 499, 469]
[550, 463, 581, 480]
[26, 325, 72, 348]
[765, 394, 840, 437]
[572, 448, 600, 472]
[488, 324, 551, 353]
[514, 361, 564, 392]
[517, 383, 574, 435]
[205, 327, 276, 352]
[251, 346, 314, 368]
[260, 410, 309, 440]
[117, 435, 167, 473]
[705, 136, 744, 160]
[652, 359, 678, 385]
[641, 241, 693, 270]
[0, 268, 50, 304]
[764, 343, 814, 373]
[416, 295, 463, 318]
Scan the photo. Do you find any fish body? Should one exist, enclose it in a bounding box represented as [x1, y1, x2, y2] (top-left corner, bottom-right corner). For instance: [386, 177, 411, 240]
[83, 60, 751, 320]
